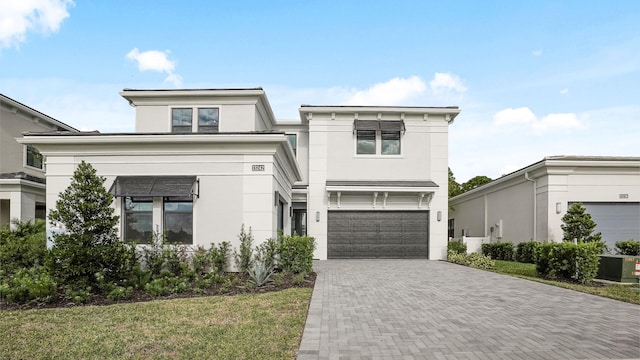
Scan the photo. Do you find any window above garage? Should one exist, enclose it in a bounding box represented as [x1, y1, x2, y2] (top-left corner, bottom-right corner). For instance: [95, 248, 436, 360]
[171, 107, 219, 133]
[354, 120, 405, 156]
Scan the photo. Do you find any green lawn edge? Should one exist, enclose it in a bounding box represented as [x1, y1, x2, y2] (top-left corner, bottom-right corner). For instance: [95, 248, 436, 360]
[489, 260, 640, 305]
[1, 287, 313, 360]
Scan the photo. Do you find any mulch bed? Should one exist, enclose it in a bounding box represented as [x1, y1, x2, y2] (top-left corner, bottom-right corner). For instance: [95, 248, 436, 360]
[1, 272, 316, 311]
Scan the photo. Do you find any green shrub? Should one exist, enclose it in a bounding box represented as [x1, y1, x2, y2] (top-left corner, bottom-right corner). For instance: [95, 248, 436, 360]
[209, 241, 230, 274]
[447, 250, 468, 265]
[534, 241, 601, 284]
[614, 240, 640, 256]
[447, 240, 467, 255]
[107, 286, 133, 301]
[515, 241, 538, 263]
[234, 225, 254, 273]
[0, 219, 48, 275]
[0, 267, 57, 304]
[447, 250, 494, 269]
[466, 253, 495, 270]
[191, 246, 211, 274]
[47, 161, 136, 288]
[481, 242, 514, 260]
[144, 278, 171, 296]
[278, 234, 315, 274]
[65, 286, 92, 304]
[255, 238, 279, 270]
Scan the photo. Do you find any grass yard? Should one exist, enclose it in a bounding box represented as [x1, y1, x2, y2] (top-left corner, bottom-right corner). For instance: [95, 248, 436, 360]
[0, 288, 312, 360]
[492, 260, 640, 305]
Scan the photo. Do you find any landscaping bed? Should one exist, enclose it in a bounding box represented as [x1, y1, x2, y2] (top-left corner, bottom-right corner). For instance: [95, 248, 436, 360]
[0, 271, 316, 311]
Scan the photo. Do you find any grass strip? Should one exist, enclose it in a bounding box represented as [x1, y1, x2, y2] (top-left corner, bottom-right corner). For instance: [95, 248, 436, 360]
[1, 287, 312, 360]
[491, 260, 640, 305]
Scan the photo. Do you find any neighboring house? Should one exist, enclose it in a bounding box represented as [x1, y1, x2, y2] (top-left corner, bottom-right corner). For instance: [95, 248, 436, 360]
[19, 88, 459, 260]
[0, 94, 78, 227]
[449, 156, 640, 250]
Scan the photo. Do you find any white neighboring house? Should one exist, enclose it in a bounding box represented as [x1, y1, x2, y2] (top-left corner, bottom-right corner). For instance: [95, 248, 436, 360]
[0, 94, 78, 227]
[448, 156, 640, 250]
[19, 88, 459, 260]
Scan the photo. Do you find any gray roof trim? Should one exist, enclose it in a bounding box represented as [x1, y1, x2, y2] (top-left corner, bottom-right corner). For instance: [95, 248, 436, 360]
[0, 172, 46, 184]
[326, 180, 438, 188]
[21, 130, 286, 137]
[109, 176, 196, 198]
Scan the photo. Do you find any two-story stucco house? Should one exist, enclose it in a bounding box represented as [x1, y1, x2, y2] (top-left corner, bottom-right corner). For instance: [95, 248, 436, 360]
[19, 88, 459, 260]
[0, 94, 78, 227]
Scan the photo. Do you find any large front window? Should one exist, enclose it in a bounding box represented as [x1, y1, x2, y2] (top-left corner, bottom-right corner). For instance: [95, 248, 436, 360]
[124, 197, 153, 243]
[164, 197, 193, 244]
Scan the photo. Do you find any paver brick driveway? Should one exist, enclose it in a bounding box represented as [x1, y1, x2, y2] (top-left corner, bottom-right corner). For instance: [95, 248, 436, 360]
[297, 260, 640, 360]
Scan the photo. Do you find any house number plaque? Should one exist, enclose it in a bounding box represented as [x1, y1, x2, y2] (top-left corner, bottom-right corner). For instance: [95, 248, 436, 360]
[252, 165, 265, 172]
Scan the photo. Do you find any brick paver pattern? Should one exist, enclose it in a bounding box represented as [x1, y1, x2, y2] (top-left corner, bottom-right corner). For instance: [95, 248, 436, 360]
[297, 260, 640, 360]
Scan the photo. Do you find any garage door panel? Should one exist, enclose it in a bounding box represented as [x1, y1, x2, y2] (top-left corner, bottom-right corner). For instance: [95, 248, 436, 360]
[328, 211, 429, 259]
[578, 202, 640, 249]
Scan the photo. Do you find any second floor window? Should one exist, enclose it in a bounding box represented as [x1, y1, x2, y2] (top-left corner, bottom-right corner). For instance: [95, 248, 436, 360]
[354, 120, 404, 156]
[286, 133, 297, 155]
[172, 107, 220, 133]
[172, 108, 193, 133]
[26, 145, 44, 169]
[356, 130, 376, 154]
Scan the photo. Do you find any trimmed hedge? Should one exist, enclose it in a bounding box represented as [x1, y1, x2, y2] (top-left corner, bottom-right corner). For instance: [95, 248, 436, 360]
[447, 250, 495, 270]
[534, 241, 601, 284]
[448, 240, 467, 255]
[515, 241, 538, 263]
[481, 242, 514, 261]
[614, 240, 640, 256]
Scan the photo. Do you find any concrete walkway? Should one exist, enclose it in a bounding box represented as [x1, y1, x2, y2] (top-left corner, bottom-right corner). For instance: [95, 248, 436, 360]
[297, 260, 640, 360]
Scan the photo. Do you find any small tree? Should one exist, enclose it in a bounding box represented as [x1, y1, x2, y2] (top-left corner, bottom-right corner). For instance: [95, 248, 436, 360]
[48, 161, 133, 288]
[561, 203, 602, 243]
[448, 167, 462, 198]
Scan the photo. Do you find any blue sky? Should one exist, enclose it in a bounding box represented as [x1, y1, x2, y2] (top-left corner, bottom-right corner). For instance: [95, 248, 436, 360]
[1, 0, 639, 182]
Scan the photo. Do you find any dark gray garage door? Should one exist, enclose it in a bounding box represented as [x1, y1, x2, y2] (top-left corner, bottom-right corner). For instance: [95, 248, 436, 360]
[328, 211, 429, 259]
[578, 202, 640, 250]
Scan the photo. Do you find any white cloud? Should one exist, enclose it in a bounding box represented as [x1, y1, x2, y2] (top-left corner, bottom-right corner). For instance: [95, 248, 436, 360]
[560, 88, 569, 95]
[493, 107, 584, 133]
[429, 72, 467, 94]
[532, 113, 582, 131]
[126, 48, 182, 87]
[532, 49, 543, 56]
[493, 107, 536, 125]
[343, 76, 427, 105]
[0, 0, 73, 49]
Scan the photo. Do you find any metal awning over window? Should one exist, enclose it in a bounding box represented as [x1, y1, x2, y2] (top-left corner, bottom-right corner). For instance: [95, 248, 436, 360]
[380, 120, 406, 133]
[109, 176, 197, 198]
[353, 120, 405, 133]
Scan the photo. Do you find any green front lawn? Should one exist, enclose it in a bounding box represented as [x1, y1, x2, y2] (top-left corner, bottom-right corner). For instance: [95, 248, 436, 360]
[1, 288, 312, 360]
[491, 260, 640, 305]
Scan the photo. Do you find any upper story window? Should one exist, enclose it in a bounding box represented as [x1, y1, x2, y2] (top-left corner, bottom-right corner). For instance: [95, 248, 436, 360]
[25, 145, 44, 169]
[286, 133, 297, 156]
[171, 108, 193, 133]
[354, 120, 404, 156]
[172, 107, 219, 133]
[198, 108, 219, 133]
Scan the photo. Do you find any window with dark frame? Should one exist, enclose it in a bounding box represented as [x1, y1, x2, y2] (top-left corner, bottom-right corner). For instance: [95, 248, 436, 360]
[171, 108, 193, 133]
[197, 108, 219, 133]
[26, 145, 43, 169]
[124, 197, 153, 244]
[163, 197, 193, 244]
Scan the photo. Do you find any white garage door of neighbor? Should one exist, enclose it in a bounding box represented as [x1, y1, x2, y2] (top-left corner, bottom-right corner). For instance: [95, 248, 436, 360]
[576, 202, 640, 249]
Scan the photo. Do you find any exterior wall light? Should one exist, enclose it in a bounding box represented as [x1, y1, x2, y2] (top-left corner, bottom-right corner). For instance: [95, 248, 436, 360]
[316, 211, 320, 222]
[556, 202, 562, 214]
[437, 211, 442, 221]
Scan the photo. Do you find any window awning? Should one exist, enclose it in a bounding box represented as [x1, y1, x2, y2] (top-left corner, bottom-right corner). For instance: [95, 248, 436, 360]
[353, 120, 405, 133]
[353, 120, 380, 131]
[380, 120, 406, 133]
[109, 176, 197, 197]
